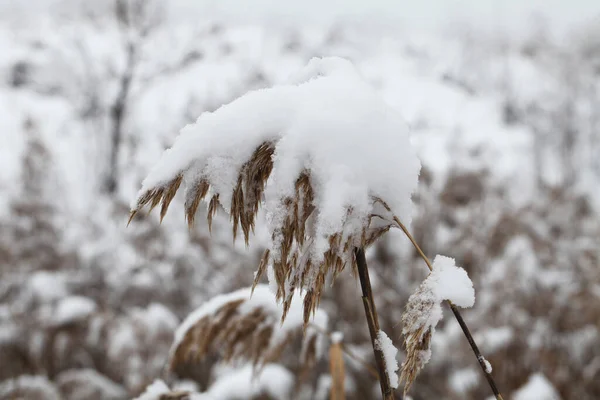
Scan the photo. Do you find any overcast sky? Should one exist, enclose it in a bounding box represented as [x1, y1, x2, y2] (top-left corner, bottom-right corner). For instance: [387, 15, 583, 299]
[182, 0, 600, 29]
[3, 0, 600, 33]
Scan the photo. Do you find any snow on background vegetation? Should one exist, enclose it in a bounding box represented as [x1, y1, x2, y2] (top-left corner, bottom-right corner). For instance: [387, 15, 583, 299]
[0, 0, 599, 399]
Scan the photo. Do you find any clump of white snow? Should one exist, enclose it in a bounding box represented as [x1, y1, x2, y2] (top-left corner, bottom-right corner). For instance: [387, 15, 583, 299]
[375, 330, 399, 389]
[513, 373, 561, 400]
[427, 255, 475, 307]
[53, 296, 97, 326]
[206, 363, 294, 399]
[135, 56, 419, 224]
[403, 255, 475, 344]
[134, 380, 209, 400]
[331, 331, 344, 344]
[172, 380, 200, 394]
[133, 379, 171, 400]
[479, 356, 493, 373]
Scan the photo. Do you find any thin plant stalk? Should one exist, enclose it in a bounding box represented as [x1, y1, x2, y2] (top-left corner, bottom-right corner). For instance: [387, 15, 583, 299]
[309, 323, 380, 380]
[329, 340, 346, 400]
[394, 217, 504, 400]
[354, 247, 395, 400]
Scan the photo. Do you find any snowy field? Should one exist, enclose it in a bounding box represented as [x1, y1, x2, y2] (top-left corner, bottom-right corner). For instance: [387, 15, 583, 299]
[0, 1, 599, 399]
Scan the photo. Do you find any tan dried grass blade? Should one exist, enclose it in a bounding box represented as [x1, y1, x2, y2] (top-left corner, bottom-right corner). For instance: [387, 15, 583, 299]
[207, 194, 219, 232]
[232, 142, 275, 245]
[252, 249, 270, 293]
[160, 175, 183, 223]
[185, 179, 210, 229]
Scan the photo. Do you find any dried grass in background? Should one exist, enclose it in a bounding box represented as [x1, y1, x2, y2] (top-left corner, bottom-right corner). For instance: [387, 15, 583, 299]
[169, 285, 326, 375]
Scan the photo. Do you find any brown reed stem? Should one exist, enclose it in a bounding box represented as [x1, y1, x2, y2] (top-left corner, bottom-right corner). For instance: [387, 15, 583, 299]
[309, 323, 380, 380]
[355, 247, 395, 400]
[394, 217, 504, 400]
[329, 341, 346, 400]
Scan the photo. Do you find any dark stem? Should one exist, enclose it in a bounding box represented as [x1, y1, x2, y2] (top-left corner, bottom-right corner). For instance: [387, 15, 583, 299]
[104, 39, 136, 194]
[354, 247, 395, 400]
[448, 304, 504, 400]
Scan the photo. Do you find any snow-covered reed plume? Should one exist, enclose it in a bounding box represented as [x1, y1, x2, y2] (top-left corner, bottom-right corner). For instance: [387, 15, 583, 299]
[169, 285, 327, 373]
[129, 56, 420, 325]
[400, 256, 475, 395]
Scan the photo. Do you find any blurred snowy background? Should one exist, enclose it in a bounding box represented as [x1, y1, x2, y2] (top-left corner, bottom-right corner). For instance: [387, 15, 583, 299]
[1, 0, 600, 399]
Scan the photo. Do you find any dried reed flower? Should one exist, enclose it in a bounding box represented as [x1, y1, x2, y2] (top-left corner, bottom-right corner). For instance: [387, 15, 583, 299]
[399, 287, 435, 395]
[129, 58, 421, 330]
[400, 255, 475, 396]
[129, 139, 400, 325]
[169, 285, 327, 374]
